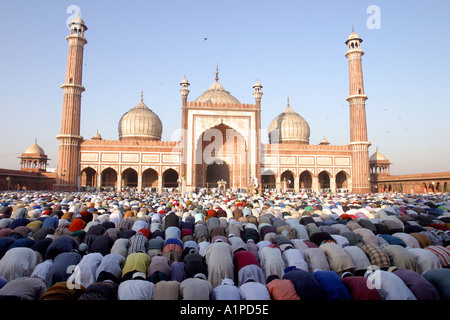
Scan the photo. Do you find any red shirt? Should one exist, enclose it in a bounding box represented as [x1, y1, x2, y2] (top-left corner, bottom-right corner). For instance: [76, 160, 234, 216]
[233, 250, 260, 272]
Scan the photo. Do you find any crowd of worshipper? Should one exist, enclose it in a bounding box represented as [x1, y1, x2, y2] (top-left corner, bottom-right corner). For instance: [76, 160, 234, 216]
[0, 189, 449, 301]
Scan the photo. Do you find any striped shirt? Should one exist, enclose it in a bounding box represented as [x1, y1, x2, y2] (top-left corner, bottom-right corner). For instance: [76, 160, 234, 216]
[95, 253, 126, 280]
[128, 233, 148, 255]
[425, 245, 450, 267]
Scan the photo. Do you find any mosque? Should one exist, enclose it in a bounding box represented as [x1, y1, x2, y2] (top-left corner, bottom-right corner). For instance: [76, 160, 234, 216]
[53, 17, 371, 194]
[1, 17, 449, 194]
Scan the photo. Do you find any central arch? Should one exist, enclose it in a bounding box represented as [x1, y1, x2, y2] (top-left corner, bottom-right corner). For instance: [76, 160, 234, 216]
[163, 168, 179, 188]
[195, 123, 247, 189]
[206, 162, 230, 188]
[142, 168, 158, 189]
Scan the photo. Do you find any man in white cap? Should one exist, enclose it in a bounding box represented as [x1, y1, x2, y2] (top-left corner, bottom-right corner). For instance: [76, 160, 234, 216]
[239, 279, 271, 300]
[212, 278, 241, 300]
[117, 272, 155, 300]
[180, 273, 213, 300]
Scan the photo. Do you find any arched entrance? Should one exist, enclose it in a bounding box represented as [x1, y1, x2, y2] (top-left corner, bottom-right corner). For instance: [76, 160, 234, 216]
[122, 168, 138, 189]
[281, 170, 294, 190]
[299, 170, 313, 190]
[163, 169, 179, 188]
[261, 170, 276, 190]
[101, 167, 117, 189]
[81, 167, 97, 188]
[142, 168, 158, 189]
[195, 123, 247, 189]
[318, 171, 331, 191]
[428, 183, 435, 193]
[206, 162, 230, 188]
[336, 171, 349, 192]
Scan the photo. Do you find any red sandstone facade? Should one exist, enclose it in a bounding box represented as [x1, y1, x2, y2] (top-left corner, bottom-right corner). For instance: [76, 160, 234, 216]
[0, 169, 55, 191]
[0, 141, 55, 191]
[370, 150, 450, 194]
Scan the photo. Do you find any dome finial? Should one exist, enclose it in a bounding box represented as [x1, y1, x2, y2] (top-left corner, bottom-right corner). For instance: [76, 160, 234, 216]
[215, 64, 219, 81]
[141, 90, 144, 102]
[287, 95, 290, 107]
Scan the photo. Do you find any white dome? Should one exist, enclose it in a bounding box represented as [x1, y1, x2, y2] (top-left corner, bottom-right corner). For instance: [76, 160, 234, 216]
[194, 69, 240, 104]
[24, 142, 45, 154]
[370, 149, 388, 161]
[118, 99, 162, 141]
[268, 105, 310, 144]
[347, 32, 361, 41]
[194, 81, 240, 104]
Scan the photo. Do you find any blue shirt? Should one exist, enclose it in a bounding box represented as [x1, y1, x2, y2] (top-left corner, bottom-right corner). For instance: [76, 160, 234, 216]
[313, 270, 351, 300]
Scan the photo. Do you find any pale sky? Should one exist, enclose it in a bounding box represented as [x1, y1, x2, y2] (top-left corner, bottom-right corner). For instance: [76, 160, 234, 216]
[0, 0, 449, 175]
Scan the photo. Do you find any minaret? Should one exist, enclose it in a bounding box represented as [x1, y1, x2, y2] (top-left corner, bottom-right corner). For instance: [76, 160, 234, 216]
[180, 75, 190, 193]
[55, 16, 87, 191]
[345, 30, 371, 193]
[253, 79, 263, 193]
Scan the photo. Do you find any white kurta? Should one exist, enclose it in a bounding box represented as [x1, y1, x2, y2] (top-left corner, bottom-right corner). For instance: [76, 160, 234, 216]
[343, 245, 371, 272]
[212, 278, 241, 300]
[67, 252, 103, 288]
[0, 247, 37, 281]
[118, 279, 155, 300]
[260, 246, 285, 280]
[283, 248, 308, 272]
[239, 281, 271, 300]
[407, 248, 442, 273]
[365, 269, 417, 300]
[31, 259, 53, 283]
[180, 276, 213, 300]
[205, 242, 234, 287]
